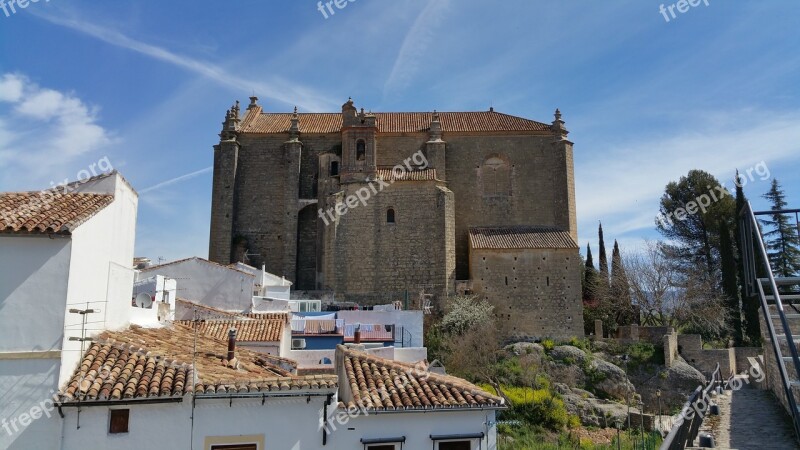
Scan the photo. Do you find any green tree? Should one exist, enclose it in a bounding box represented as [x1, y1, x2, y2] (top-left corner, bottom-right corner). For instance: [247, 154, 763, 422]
[735, 171, 761, 345]
[761, 179, 800, 278]
[583, 243, 596, 302]
[656, 170, 736, 282]
[611, 240, 636, 326]
[720, 219, 744, 345]
[598, 223, 609, 285]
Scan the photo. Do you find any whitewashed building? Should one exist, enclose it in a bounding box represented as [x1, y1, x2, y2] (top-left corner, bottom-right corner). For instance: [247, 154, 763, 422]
[0, 172, 138, 449]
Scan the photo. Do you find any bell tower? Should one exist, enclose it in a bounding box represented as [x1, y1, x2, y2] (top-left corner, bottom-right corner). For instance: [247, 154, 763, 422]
[340, 98, 377, 184]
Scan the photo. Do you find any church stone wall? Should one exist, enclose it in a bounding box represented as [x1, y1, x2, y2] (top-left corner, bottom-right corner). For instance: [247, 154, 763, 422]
[330, 181, 455, 305]
[469, 246, 583, 339]
[444, 134, 575, 279]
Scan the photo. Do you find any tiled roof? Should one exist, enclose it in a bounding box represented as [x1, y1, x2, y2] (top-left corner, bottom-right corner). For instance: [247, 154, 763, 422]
[240, 111, 551, 134]
[469, 226, 578, 250]
[376, 168, 437, 182]
[0, 192, 113, 235]
[337, 346, 504, 411]
[176, 319, 285, 342]
[62, 325, 336, 402]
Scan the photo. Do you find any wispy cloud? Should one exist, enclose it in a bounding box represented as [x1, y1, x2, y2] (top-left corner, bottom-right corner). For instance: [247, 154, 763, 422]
[30, 12, 337, 111]
[383, 0, 452, 97]
[138, 166, 212, 194]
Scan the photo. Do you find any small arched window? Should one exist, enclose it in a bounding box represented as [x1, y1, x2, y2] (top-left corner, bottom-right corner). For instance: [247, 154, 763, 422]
[330, 161, 339, 176]
[386, 208, 396, 224]
[356, 140, 366, 161]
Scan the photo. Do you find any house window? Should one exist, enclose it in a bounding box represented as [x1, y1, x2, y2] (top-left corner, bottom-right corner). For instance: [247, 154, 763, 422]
[439, 442, 471, 450]
[356, 140, 366, 161]
[211, 446, 257, 450]
[330, 161, 339, 176]
[109, 409, 129, 434]
[386, 208, 396, 224]
[367, 446, 396, 450]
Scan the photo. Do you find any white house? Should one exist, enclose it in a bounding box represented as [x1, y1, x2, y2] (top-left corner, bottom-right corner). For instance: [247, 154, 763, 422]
[138, 257, 272, 314]
[328, 345, 504, 450]
[0, 171, 138, 449]
[57, 323, 339, 450]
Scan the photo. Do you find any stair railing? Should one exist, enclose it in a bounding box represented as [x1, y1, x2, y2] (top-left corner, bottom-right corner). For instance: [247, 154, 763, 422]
[740, 202, 800, 440]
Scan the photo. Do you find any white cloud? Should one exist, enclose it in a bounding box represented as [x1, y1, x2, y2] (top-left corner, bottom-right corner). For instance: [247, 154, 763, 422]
[0, 73, 113, 185]
[0, 74, 24, 103]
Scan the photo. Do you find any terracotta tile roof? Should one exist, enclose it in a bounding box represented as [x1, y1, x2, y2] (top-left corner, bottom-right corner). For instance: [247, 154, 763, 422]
[176, 319, 285, 342]
[0, 192, 113, 235]
[376, 168, 438, 182]
[337, 346, 504, 411]
[62, 324, 336, 402]
[469, 226, 578, 250]
[240, 111, 551, 134]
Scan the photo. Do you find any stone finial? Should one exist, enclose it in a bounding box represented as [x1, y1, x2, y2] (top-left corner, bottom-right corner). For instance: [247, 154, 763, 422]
[288, 106, 300, 139]
[248, 96, 259, 110]
[220, 102, 241, 139]
[552, 108, 568, 140]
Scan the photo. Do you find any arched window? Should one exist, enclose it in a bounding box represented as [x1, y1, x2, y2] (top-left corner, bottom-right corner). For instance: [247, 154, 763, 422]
[329, 161, 339, 176]
[356, 139, 366, 161]
[481, 155, 511, 196]
[386, 208, 396, 224]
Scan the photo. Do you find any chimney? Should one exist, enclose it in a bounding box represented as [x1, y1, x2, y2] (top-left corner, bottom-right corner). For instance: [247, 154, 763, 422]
[353, 324, 361, 344]
[227, 328, 237, 363]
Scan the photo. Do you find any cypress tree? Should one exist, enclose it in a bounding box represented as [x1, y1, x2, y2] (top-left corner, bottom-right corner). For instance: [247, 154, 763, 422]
[720, 219, 744, 345]
[611, 240, 635, 325]
[583, 243, 596, 302]
[598, 223, 609, 285]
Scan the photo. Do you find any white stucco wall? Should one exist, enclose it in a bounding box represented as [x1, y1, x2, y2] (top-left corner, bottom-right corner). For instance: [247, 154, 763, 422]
[336, 310, 424, 347]
[61, 177, 138, 385]
[60, 394, 337, 450]
[327, 408, 498, 450]
[139, 259, 256, 312]
[0, 359, 62, 450]
[0, 236, 72, 352]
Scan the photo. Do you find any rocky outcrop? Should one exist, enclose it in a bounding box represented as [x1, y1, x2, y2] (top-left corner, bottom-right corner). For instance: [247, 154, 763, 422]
[630, 357, 706, 413]
[555, 383, 631, 428]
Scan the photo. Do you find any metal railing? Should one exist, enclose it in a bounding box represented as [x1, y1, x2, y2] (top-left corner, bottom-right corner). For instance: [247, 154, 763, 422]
[659, 363, 722, 450]
[740, 203, 800, 440]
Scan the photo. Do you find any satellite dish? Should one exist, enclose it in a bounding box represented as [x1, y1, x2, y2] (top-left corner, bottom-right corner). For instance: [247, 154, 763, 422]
[135, 292, 153, 309]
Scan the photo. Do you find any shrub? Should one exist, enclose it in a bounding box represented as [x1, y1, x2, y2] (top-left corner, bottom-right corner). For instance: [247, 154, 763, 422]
[498, 385, 572, 430]
[542, 338, 555, 352]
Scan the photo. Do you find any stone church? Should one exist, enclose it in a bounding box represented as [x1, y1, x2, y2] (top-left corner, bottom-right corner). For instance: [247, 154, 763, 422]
[208, 97, 583, 338]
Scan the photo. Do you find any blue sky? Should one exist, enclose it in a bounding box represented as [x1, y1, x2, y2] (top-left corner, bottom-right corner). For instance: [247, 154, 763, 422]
[1, 0, 798, 262]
